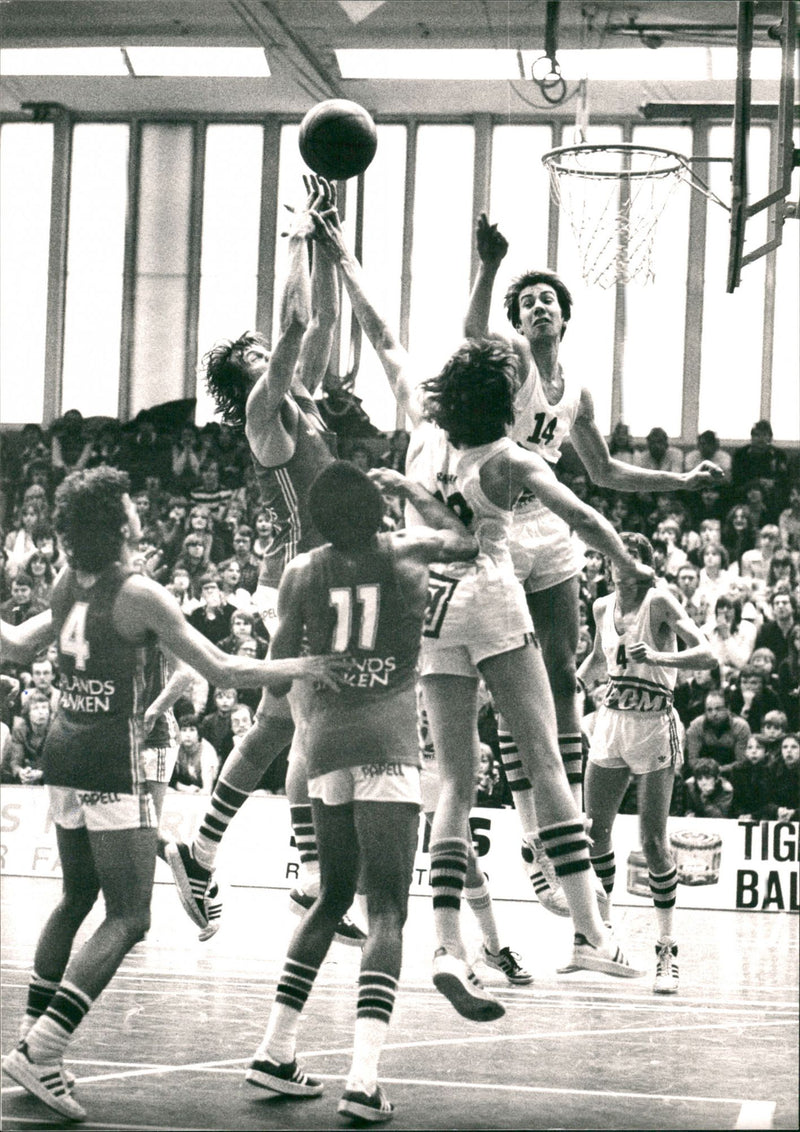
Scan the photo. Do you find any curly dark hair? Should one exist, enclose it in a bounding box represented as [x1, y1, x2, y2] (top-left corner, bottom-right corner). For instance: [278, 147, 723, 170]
[421, 337, 518, 448]
[309, 462, 384, 551]
[202, 331, 269, 427]
[620, 531, 655, 568]
[53, 466, 131, 573]
[503, 269, 573, 335]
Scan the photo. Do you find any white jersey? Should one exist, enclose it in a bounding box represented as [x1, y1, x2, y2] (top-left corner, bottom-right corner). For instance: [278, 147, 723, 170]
[511, 363, 581, 466]
[455, 438, 518, 574]
[596, 588, 678, 713]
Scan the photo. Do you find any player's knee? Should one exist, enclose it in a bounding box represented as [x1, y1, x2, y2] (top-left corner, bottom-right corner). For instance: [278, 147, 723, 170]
[59, 883, 100, 924]
[317, 881, 356, 920]
[548, 654, 579, 701]
[640, 830, 670, 864]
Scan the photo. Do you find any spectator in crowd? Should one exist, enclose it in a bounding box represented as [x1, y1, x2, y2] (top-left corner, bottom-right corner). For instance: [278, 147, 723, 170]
[740, 525, 782, 592]
[705, 595, 756, 680]
[23, 549, 55, 609]
[684, 689, 751, 773]
[728, 734, 774, 821]
[722, 504, 757, 571]
[49, 409, 93, 484]
[0, 573, 46, 626]
[689, 483, 727, 529]
[34, 528, 65, 577]
[607, 421, 636, 463]
[229, 526, 261, 594]
[674, 562, 706, 626]
[765, 552, 797, 599]
[124, 413, 172, 491]
[654, 518, 688, 580]
[19, 654, 60, 717]
[776, 621, 800, 730]
[754, 590, 798, 668]
[86, 419, 126, 471]
[172, 534, 211, 598]
[216, 558, 252, 611]
[695, 543, 734, 614]
[190, 459, 233, 521]
[171, 423, 203, 494]
[778, 483, 800, 553]
[377, 429, 410, 472]
[727, 664, 782, 734]
[731, 420, 790, 505]
[0, 690, 52, 784]
[673, 664, 722, 729]
[251, 509, 276, 560]
[749, 646, 782, 698]
[229, 702, 254, 749]
[171, 714, 220, 794]
[167, 565, 201, 615]
[633, 427, 684, 474]
[4, 504, 46, 580]
[187, 576, 237, 647]
[770, 733, 800, 820]
[759, 710, 789, 765]
[475, 743, 509, 809]
[681, 757, 734, 818]
[185, 505, 216, 564]
[219, 609, 267, 657]
[155, 495, 190, 572]
[200, 687, 238, 768]
[685, 430, 732, 481]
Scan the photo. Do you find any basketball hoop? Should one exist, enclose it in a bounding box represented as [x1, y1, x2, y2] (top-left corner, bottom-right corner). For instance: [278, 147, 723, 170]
[542, 143, 692, 289]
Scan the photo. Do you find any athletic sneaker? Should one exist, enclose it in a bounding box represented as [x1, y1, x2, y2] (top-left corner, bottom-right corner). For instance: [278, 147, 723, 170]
[2, 1042, 86, 1121]
[432, 947, 506, 1021]
[559, 932, 644, 978]
[482, 945, 533, 986]
[165, 840, 222, 940]
[18, 1017, 76, 1089]
[289, 888, 367, 948]
[338, 1083, 395, 1123]
[246, 1053, 323, 1096]
[521, 838, 570, 917]
[653, 940, 679, 995]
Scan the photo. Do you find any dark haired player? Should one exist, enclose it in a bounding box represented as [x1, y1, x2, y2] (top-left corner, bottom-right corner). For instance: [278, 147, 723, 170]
[246, 461, 477, 1123]
[1, 467, 343, 1123]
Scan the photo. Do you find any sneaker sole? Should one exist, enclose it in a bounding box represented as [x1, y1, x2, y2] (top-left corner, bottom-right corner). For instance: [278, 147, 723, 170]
[245, 1065, 323, 1097]
[433, 971, 506, 1021]
[165, 843, 210, 930]
[338, 1096, 395, 1123]
[654, 982, 679, 995]
[567, 952, 644, 979]
[2, 1051, 86, 1121]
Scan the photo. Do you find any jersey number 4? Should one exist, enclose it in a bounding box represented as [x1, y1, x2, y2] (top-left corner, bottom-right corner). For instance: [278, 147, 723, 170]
[615, 643, 628, 670]
[329, 585, 380, 652]
[59, 602, 90, 670]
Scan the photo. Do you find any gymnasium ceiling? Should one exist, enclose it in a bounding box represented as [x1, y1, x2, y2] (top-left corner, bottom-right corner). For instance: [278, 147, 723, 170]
[0, 0, 793, 119]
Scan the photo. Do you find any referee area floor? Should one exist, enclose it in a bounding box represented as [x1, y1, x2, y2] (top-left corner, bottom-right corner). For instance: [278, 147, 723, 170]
[1, 871, 797, 1131]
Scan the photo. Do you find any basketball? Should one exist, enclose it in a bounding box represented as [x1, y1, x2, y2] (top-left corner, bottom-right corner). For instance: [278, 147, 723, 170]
[298, 99, 378, 181]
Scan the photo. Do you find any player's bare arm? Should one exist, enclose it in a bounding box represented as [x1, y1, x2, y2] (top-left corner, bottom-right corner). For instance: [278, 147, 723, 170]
[627, 589, 716, 671]
[368, 467, 474, 535]
[114, 573, 345, 692]
[1, 610, 55, 663]
[310, 202, 423, 426]
[463, 212, 528, 377]
[571, 386, 724, 491]
[577, 598, 611, 687]
[295, 176, 339, 396]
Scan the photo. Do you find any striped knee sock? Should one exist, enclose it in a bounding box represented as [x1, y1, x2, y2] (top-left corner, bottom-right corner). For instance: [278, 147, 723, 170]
[258, 958, 320, 1064]
[649, 865, 678, 939]
[537, 820, 591, 880]
[559, 734, 584, 800]
[430, 838, 469, 957]
[496, 725, 538, 831]
[347, 972, 398, 1095]
[25, 982, 92, 1064]
[590, 850, 616, 896]
[19, 973, 59, 1040]
[193, 778, 252, 869]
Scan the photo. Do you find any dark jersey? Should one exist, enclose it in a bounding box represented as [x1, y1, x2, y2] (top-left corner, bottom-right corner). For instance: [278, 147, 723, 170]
[253, 390, 337, 587]
[44, 564, 151, 792]
[291, 534, 426, 778]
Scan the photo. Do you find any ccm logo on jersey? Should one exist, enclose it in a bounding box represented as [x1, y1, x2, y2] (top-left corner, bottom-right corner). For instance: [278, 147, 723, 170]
[603, 678, 672, 713]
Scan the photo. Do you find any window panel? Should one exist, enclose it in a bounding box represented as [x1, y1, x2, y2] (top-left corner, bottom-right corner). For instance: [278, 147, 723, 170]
[623, 125, 693, 438]
[130, 123, 193, 416]
[62, 123, 129, 418]
[196, 124, 263, 424]
[409, 125, 474, 372]
[0, 123, 53, 424]
[699, 126, 770, 437]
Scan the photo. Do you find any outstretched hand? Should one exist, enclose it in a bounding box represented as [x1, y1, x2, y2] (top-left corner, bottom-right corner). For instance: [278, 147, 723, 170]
[684, 460, 726, 489]
[309, 198, 348, 261]
[476, 211, 509, 268]
[282, 174, 336, 239]
[368, 467, 409, 496]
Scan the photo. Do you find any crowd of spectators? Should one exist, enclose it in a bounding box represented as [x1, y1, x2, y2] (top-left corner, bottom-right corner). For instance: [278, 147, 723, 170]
[1, 406, 797, 820]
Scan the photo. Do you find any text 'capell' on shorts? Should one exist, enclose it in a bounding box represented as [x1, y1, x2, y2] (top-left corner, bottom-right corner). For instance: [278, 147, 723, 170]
[587, 707, 684, 776]
[48, 784, 158, 831]
[308, 762, 421, 806]
[510, 498, 580, 594]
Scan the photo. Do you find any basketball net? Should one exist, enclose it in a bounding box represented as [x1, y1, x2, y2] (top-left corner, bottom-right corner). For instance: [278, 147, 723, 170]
[543, 143, 686, 289]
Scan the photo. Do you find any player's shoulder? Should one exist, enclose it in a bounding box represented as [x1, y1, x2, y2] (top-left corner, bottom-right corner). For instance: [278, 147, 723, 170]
[593, 592, 614, 618]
